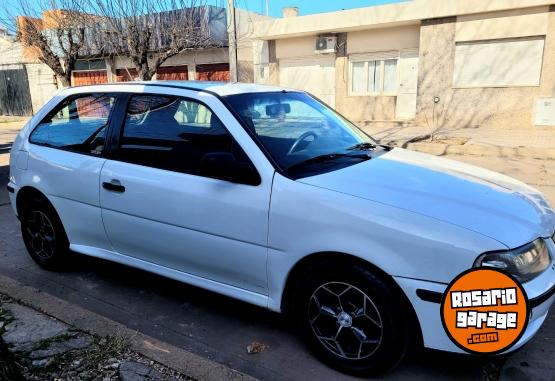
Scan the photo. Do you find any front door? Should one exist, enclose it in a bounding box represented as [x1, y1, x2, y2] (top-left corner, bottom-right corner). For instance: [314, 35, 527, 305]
[99, 93, 271, 295]
[395, 49, 419, 120]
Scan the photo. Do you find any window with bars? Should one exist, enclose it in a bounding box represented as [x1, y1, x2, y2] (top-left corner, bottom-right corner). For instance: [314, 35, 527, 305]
[350, 58, 398, 95]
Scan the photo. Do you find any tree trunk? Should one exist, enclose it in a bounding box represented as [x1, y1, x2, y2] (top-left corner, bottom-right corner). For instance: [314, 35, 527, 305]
[137, 67, 155, 81]
[58, 74, 71, 88]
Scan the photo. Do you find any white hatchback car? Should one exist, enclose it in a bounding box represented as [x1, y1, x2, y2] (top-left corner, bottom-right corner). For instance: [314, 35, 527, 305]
[7, 82, 555, 375]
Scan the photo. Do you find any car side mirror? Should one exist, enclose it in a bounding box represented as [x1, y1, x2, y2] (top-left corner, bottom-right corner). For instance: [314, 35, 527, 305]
[200, 152, 260, 186]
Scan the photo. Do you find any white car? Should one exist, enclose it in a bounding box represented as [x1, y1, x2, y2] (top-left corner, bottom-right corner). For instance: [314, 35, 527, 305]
[7, 82, 555, 375]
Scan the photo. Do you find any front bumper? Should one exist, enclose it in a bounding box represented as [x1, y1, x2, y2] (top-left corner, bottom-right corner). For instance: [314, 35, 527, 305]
[395, 247, 555, 354]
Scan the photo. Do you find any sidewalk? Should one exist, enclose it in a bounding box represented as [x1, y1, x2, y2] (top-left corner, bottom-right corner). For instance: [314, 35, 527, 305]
[362, 125, 555, 160]
[0, 119, 25, 167]
[0, 275, 255, 381]
[0, 294, 190, 381]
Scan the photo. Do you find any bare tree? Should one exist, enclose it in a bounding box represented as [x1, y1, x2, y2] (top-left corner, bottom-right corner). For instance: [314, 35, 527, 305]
[87, 0, 225, 80]
[1, 0, 100, 87]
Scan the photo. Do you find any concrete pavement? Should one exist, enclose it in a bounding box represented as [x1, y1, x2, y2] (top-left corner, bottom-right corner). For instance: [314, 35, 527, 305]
[363, 124, 555, 149]
[0, 276, 255, 381]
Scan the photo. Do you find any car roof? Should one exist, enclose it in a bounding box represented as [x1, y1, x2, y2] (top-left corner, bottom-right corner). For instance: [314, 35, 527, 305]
[64, 81, 299, 97]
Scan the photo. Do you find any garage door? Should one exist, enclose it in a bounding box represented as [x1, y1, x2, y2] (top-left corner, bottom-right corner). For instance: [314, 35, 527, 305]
[196, 63, 230, 81]
[157, 65, 189, 81]
[279, 56, 336, 107]
[72, 70, 108, 86]
[115, 68, 138, 82]
[0, 65, 33, 116]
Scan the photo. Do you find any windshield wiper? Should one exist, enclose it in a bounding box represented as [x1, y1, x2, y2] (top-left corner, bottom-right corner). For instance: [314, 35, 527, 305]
[346, 142, 378, 151]
[347, 142, 393, 151]
[285, 152, 370, 172]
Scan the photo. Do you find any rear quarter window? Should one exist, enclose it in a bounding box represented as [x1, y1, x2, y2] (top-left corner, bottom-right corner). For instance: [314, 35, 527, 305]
[30, 94, 116, 156]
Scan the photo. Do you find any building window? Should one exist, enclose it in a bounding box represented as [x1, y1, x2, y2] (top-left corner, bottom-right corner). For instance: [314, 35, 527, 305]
[453, 36, 545, 87]
[350, 56, 398, 95]
[74, 59, 107, 71]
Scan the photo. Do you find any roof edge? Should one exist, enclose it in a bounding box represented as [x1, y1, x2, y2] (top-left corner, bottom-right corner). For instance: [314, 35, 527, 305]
[253, 0, 554, 39]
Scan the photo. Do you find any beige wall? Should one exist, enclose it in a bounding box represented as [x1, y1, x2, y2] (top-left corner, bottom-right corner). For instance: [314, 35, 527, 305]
[347, 25, 420, 54]
[416, 8, 555, 132]
[455, 6, 549, 41]
[275, 36, 317, 59]
[234, 8, 273, 82]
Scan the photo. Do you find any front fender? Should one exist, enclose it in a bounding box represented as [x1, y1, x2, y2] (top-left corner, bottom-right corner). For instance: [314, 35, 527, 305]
[266, 173, 506, 312]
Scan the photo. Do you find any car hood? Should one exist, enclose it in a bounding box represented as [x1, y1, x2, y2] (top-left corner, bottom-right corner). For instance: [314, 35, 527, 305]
[299, 148, 555, 249]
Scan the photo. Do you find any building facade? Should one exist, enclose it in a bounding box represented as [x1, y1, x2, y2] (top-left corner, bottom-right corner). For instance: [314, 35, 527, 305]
[0, 6, 268, 115]
[251, 0, 555, 131]
[0, 34, 57, 115]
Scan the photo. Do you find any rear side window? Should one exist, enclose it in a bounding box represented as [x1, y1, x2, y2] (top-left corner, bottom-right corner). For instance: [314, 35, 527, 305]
[30, 94, 115, 156]
[118, 95, 253, 179]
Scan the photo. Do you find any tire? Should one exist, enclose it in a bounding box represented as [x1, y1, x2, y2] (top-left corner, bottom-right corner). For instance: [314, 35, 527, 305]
[293, 260, 411, 376]
[20, 196, 70, 270]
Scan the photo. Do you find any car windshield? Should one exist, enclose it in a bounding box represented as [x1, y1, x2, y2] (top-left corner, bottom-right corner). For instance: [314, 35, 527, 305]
[224, 92, 379, 176]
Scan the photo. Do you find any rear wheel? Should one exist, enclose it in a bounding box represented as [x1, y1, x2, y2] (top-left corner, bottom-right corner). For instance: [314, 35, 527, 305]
[293, 261, 411, 376]
[20, 197, 70, 270]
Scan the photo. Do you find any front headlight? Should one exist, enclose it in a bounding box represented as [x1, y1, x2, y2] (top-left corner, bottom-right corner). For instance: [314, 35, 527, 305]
[474, 239, 552, 283]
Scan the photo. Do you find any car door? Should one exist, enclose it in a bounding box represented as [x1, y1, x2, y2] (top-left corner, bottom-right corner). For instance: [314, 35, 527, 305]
[26, 92, 118, 252]
[99, 90, 274, 297]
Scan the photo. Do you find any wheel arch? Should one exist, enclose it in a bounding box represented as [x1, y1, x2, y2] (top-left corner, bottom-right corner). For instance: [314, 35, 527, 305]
[280, 251, 423, 346]
[16, 186, 55, 216]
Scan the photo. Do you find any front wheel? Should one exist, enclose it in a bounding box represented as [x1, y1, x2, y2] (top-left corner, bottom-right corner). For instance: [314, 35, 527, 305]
[293, 261, 411, 376]
[20, 197, 70, 270]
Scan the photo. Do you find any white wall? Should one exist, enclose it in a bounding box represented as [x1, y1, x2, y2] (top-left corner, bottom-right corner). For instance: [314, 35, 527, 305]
[0, 38, 24, 65]
[26, 63, 58, 112]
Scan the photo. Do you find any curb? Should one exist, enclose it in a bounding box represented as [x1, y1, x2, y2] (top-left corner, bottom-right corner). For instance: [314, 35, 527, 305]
[403, 142, 555, 160]
[0, 274, 257, 381]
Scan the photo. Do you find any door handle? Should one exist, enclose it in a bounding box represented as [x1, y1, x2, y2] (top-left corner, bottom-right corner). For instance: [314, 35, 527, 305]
[102, 180, 125, 193]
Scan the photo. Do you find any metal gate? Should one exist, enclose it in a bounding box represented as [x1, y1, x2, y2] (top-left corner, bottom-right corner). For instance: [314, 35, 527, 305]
[0, 65, 33, 116]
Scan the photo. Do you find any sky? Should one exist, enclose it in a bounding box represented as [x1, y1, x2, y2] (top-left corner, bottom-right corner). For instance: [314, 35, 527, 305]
[0, 0, 408, 25]
[219, 0, 407, 17]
